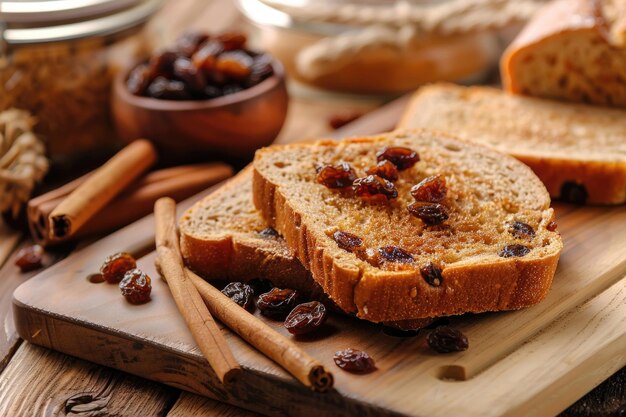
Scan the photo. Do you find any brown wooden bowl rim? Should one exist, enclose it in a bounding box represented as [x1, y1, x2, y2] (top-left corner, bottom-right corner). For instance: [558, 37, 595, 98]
[114, 58, 286, 111]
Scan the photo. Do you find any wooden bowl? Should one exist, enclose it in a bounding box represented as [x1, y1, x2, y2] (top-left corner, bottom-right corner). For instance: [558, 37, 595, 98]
[111, 60, 288, 161]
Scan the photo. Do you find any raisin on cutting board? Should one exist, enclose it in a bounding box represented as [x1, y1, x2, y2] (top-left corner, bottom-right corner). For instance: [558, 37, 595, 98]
[257, 288, 299, 319]
[15, 245, 44, 273]
[119, 268, 152, 304]
[100, 252, 137, 284]
[221, 282, 254, 310]
[427, 326, 469, 353]
[333, 349, 376, 373]
[284, 301, 328, 335]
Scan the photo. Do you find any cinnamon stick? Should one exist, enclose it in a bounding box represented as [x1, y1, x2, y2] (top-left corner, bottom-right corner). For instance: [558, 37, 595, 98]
[154, 197, 240, 384]
[49, 139, 157, 239]
[186, 268, 335, 392]
[28, 163, 232, 246]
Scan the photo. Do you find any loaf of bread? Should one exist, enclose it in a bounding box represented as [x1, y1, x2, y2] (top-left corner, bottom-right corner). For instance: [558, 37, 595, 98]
[502, 0, 626, 107]
[253, 130, 562, 323]
[398, 84, 626, 205]
[179, 167, 433, 330]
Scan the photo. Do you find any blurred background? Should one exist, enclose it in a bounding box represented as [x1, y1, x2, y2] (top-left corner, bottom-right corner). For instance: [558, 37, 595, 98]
[0, 0, 543, 167]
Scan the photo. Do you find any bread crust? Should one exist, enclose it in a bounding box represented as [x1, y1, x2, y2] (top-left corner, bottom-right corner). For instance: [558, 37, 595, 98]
[252, 131, 563, 322]
[398, 83, 626, 205]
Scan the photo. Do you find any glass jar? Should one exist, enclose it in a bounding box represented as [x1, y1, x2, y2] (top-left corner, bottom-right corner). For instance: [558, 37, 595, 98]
[238, 0, 502, 94]
[0, 0, 162, 163]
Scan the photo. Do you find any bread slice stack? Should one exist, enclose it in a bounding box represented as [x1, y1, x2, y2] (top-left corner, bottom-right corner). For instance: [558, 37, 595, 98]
[192, 129, 558, 324]
[180, 167, 432, 329]
[399, 84, 626, 205]
[501, 0, 626, 107]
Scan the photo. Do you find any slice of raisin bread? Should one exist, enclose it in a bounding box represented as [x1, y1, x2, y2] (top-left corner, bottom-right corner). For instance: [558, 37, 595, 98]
[252, 130, 563, 322]
[398, 84, 626, 205]
[179, 167, 433, 330]
[180, 166, 316, 294]
[501, 0, 626, 107]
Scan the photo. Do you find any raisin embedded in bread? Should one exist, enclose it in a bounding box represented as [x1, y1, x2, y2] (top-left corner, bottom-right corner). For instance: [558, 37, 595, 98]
[252, 130, 563, 322]
[398, 83, 626, 205]
[501, 0, 626, 107]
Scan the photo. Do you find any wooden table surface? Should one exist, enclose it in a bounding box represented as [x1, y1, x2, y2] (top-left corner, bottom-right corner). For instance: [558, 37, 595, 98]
[0, 1, 624, 416]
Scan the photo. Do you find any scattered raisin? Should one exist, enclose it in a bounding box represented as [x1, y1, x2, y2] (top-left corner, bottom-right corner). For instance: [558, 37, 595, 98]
[420, 263, 443, 287]
[353, 175, 398, 200]
[316, 162, 357, 188]
[333, 231, 363, 252]
[216, 32, 247, 51]
[379, 246, 414, 263]
[408, 202, 449, 226]
[216, 51, 253, 81]
[119, 268, 152, 304]
[427, 326, 469, 353]
[547, 221, 558, 232]
[328, 113, 362, 130]
[284, 301, 327, 335]
[257, 288, 299, 319]
[221, 282, 254, 310]
[15, 245, 44, 272]
[175, 32, 210, 57]
[258, 227, 279, 238]
[247, 278, 274, 295]
[333, 349, 376, 373]
[366, 160, 399, 181]
[499, 244, 531, 258]
[560, 181, 588, 205]
[100, 252, 137, 284]
[411, 175, 447, 202]
[376, 146, 419, 170]
[509, 221, 535, 239]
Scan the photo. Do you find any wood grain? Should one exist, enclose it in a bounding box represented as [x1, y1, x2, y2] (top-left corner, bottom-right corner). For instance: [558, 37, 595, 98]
[0, 343, 178, 416]
[167, 392, 263, 417]
[0, 240, 67, 373]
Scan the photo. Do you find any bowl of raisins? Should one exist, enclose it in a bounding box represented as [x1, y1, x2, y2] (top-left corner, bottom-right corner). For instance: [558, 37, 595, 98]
[112, 31, 288, 161]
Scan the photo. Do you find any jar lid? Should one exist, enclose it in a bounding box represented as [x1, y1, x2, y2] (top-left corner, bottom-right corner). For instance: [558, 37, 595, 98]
[1, 0, 162, 45]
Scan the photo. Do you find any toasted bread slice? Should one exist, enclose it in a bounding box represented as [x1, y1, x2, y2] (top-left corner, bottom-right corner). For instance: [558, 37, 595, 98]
[398, 84, 626, 205]
[501, 0, 626, 107]
[179, 167, 432, 330]
[252, 130, 562, 322]
[179, 167, 319, 295]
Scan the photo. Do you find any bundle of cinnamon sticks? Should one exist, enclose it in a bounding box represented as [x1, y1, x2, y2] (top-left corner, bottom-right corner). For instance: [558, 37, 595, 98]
[28, 140, 232, 246]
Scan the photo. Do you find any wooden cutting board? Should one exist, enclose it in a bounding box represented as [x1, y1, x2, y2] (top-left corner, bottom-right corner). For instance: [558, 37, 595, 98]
[12, 99, 626, 417]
